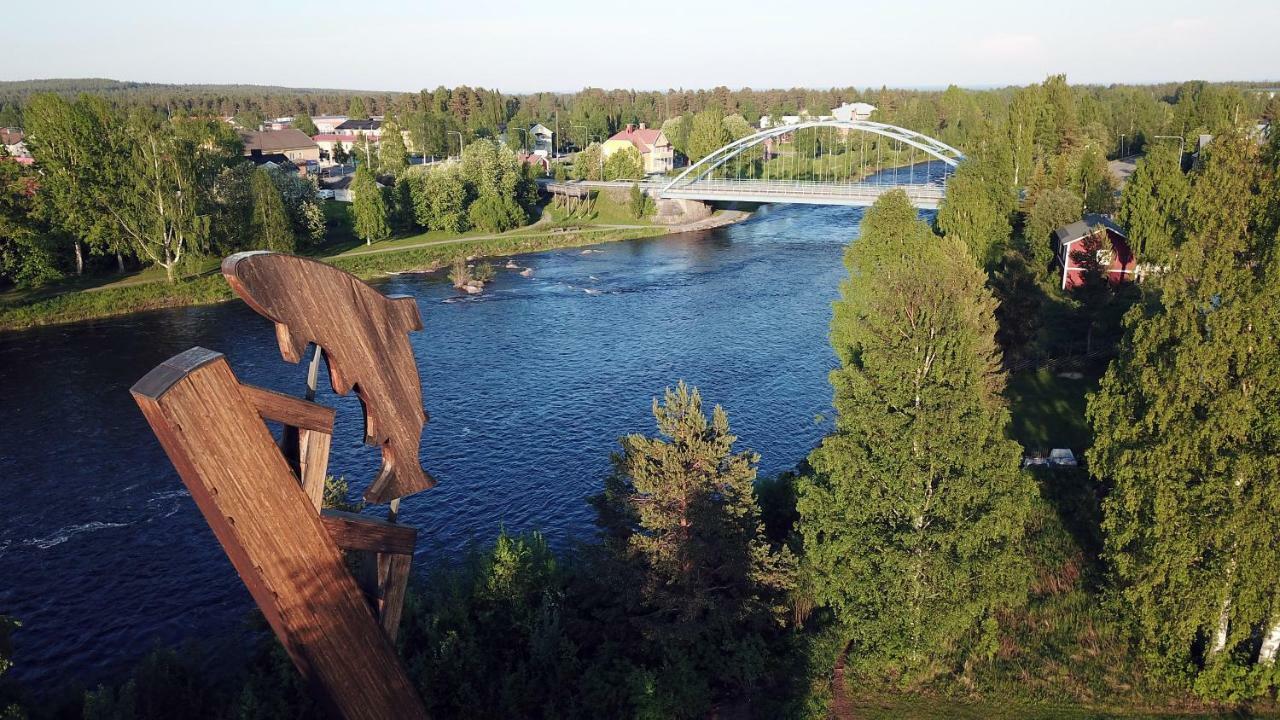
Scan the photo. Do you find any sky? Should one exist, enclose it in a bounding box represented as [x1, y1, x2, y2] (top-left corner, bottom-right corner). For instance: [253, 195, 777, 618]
[7, 0, 1279, 92]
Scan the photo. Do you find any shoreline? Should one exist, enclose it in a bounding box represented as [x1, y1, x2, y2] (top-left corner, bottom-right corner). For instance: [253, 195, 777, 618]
[0, 209, 753, 333]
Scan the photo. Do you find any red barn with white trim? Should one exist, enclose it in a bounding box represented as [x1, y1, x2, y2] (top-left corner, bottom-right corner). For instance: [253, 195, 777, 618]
[1055, 215, 1136, 291]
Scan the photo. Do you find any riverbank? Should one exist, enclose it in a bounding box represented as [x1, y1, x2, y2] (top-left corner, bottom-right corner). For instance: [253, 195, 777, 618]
[0, 208, 751, 333]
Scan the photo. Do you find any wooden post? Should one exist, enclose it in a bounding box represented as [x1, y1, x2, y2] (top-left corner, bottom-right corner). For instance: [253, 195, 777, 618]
[132, 348, 428, 720]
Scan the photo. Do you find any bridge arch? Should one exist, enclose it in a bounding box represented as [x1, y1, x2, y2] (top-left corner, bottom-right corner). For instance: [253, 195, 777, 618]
[659, 120, 964, 197]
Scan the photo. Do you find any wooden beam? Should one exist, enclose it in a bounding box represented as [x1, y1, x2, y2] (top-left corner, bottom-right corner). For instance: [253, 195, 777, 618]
[241, 383, 335, 433]
[131, 348, 427, 720]
[298, 428, 330, 511]
[321, 509, 418, 556]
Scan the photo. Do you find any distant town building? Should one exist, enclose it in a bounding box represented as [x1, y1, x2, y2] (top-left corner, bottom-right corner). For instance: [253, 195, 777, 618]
[1, 128, 31, 163]
[831, 102, 876, 122]
[312, 115, 349, 134]
[759, 114, 806, 129]
[335, 118, 382, 139]
[602, 123, 674, 174]
[1054, 215, 1136, 290]
[312, 134, 371, 166]
[263, 117, 294, 131]
[530, 123, 554, 156]
[518, 151, 551, 174]
[241, 129, 321, 165]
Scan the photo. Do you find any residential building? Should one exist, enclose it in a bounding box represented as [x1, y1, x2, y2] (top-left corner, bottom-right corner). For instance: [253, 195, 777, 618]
[312, 134, 375, 165]
[312, 115, 348, 134]
[1, 128, 30, 162]
[831, 102, 876, 122]
[518, 151, 551, 175]
[1055, 215, 1136, 290]
[334, 118, 382, 139]
[601, 123, 674, 174]
[759, 114, 805, 129]
[530, 123, 554, 156]
[241, 129, 321, 165]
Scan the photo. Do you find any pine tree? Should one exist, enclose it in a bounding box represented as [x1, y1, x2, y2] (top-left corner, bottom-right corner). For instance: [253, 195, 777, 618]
[1088, 131, 1280, 696]
[592, 383, 793, 714]
[351, 165, 390, 245]
[331, 139, 348, 166]
[1024, 187, 1082, 272]
[249, 167, 295, 252]
[798, 190, 1035, 673]
[1115, 144, 1189, 264]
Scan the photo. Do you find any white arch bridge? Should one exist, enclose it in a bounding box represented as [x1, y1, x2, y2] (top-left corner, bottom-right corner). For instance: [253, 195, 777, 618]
[652, 120, 964, 209]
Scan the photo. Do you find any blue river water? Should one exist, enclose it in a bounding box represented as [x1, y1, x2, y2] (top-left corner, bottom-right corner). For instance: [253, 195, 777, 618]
[0, 197, 932, 690]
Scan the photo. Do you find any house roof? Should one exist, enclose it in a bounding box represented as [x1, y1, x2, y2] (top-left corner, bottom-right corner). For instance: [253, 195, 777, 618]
[336, 119, 382, 131]
[606, 126, 665, 154]
[241, 128, 316, 153]
[530, 123, 553, 137]
[1055, 214, 1127, 247]
[312, 134, 361, 142]
[247, 153, 296, 168]
[1, 128, 23, 145]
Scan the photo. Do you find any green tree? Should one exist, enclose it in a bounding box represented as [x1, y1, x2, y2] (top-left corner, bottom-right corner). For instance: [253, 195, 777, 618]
[331, 139, 349, 165]
[379, 123, 409, 178]
[592, 383, 794, 715]
[572, 142, 603, 181]
[350, 165, 390, 245]
[1088, 131, 1280, 697]
[935, 132, 1016, 269]
[686, 109, 730, 164]
[629, 183, 652, 219]
[249, 167, 294, 252]
[411, 165, 470, 233]
[1115, 144, 1188, 264]
[292, 114, 318, 136]
[347, 96, 367, 120]
[22, 93, 119, 275]
[1024, 187, 1082, 273]
[604, 145, 644, 180]
[798, 190, 1035, 675]
[0, 153, 61, 287]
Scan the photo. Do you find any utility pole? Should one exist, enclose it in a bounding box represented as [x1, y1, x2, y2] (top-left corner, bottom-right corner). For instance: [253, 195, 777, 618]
[447, 130, 464, 160]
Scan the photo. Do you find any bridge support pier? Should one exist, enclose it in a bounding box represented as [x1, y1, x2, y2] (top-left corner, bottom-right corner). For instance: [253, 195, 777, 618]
[653, 198, 712, 225]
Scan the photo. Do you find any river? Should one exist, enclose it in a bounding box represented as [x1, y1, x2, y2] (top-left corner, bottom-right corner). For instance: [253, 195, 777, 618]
[0, 199, 924, 690]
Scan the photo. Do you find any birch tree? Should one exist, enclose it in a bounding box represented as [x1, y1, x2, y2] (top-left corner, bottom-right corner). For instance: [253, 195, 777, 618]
[797, 190, 1035, 674]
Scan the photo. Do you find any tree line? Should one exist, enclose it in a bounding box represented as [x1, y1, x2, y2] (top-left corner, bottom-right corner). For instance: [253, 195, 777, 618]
[1, 94, 325, 287]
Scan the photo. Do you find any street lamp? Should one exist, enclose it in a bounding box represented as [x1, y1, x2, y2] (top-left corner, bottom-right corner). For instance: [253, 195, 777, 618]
[447, 131, 464, 160]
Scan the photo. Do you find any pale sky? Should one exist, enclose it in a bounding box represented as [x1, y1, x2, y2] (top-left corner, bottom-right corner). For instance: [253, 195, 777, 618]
[7, 0, 1278, 92]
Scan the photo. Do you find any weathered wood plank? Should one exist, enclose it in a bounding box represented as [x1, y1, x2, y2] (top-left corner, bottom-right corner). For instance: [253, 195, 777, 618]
[223, 252, 435, 504]
[379, 553, 413, 643]
[298, 428, 330, 511]
[131, 348, 427, 720]
[321, 509, 418, 556]
[241, 383, 335, 433]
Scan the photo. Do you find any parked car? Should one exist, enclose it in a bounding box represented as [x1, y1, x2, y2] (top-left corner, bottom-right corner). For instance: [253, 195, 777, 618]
[1048, 448, 1078, 468]
[317, 189, 335, 200]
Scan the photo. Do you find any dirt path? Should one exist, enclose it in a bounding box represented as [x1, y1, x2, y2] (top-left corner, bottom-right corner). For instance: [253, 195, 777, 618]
[830, 646, 854, 720]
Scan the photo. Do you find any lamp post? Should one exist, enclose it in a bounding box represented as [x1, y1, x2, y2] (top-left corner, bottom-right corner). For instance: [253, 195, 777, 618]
[1119, 133, 1127, 159]
[447, 131, 464, 160]
[1154, 134, 1186, 168]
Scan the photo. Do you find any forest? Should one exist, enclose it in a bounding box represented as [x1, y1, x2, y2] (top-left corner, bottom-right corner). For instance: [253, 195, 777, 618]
[2, 76, 1280, 718]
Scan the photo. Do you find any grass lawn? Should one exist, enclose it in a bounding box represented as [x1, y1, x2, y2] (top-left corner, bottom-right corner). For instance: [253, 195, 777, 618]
[1006, 367, 1101, 456]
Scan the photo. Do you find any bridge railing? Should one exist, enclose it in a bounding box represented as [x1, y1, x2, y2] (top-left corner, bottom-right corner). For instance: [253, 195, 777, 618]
[659, 178, 947, 199]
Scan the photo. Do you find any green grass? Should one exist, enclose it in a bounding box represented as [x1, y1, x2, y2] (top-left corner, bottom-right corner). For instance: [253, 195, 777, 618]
[1006, 367, 1101, 455]
[0, 219, 668, 331]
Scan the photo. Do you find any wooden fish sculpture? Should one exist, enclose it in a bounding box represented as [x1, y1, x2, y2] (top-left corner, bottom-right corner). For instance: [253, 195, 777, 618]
[222, 251, 435, 504]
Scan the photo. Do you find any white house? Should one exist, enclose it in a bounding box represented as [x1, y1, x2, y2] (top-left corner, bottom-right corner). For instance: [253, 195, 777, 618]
[832, 102, 876, 122]
[312, 115, 348, 134]
[530, 123, 554, 156]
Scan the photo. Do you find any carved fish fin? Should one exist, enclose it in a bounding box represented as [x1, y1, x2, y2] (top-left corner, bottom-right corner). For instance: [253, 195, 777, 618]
[275, 323, 308, 363]
[363, 458, 436, 505]
[387, 295, 423, 333]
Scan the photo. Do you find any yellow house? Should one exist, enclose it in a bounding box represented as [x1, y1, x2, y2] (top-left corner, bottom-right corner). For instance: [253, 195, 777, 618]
[601, 123, 674, 174]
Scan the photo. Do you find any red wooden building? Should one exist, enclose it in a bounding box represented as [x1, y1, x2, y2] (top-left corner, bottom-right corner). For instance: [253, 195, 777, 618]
[1055, 215, 1136, 290]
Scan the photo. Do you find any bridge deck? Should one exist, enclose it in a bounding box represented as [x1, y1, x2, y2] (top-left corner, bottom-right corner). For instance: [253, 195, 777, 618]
[536, 178, 947, 209]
